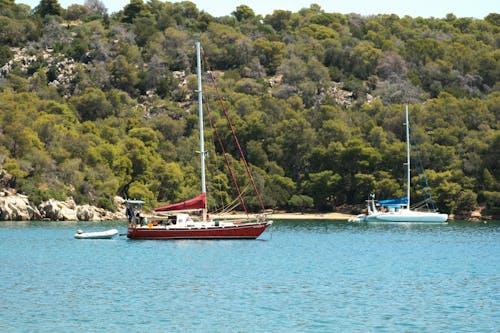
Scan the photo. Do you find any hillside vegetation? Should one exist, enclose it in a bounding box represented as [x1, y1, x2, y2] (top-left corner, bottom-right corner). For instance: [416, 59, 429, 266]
[0, 0, 499, 216]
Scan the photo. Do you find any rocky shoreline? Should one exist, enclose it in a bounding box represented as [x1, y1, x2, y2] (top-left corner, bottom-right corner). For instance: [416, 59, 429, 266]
[0, 189, 126, 221]
[0, 188, 493, 222]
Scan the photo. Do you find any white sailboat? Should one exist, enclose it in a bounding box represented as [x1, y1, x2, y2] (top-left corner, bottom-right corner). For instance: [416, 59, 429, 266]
[349, 105, 448, 223]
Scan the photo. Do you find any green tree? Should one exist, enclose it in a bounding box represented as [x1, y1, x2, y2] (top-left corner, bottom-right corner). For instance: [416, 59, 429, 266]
[133, 15, 157, 47]
[128, 127, 160, 149]
[288, 194, 314, 212]
[338, 139, 382, 203]
[0, 16, 26, 46]
[253, 39, 286, 75]
[232, 5, 255, 22]
[482, 132, 500, 180]
[273, 117, 316, 180]
[34, 0, 64, 17]
[65, 4, 91, 20]
[0, 45, 13, 65]
[264, 9, 292, 32]
[349, 41, 382, 79]
[109, 55, 139, 94]
[455, 190, 478, 213]
[426, 170, 462, 214]
[158, 27, 189, 70]
[128, 180, 155, 207]
[299, 23, 338, 40]
[202, 23, 252, 69]
[122, 0, 145, 23]
[303, 170, 342, 210]
[71, 88, 113, 121]
[404, 38, 445, 66]
[265, 174, 296, 208]
[482, 191, 500, 214]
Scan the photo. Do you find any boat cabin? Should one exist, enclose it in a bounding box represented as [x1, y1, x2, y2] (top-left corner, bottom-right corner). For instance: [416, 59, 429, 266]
[380, 204, 406, 213]
[163, 213, 194, 227]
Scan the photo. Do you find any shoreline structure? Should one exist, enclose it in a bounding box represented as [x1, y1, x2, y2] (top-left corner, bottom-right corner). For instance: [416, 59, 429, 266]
[0, 188, 490, 222]
[0, 188, 354, 221]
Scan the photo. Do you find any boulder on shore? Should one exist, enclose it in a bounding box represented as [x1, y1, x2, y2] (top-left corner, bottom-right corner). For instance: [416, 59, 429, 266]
[0, 190, 42, 221]
[38, 199, 78, 221]
[0, 191, 127, 221]
[0, 167, 127, 221]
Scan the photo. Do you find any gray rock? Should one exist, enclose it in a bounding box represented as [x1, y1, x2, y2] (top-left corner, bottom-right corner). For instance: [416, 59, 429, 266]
[0, 191, 41, 221]
[76, 205, 95, 221]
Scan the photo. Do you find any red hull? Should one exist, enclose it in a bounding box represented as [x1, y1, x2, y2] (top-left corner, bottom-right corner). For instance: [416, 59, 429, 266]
[127, 222, 271, 240]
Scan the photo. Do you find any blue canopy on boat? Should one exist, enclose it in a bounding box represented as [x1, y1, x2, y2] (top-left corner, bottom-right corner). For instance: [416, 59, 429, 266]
[379, 197, 408, 206]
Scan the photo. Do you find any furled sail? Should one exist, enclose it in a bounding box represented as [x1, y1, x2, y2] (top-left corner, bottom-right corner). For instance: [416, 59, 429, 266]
[154, 193, 206, 212]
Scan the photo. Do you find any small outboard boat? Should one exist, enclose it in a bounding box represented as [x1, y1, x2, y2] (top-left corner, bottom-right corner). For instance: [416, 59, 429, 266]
[74, 229, 118, 239]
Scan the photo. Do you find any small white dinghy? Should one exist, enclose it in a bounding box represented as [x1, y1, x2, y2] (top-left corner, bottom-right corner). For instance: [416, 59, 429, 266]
[74, 229, 118, 239]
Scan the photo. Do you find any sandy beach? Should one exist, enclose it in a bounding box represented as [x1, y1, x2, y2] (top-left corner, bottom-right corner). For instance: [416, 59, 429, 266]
[212, 212, 354, 220]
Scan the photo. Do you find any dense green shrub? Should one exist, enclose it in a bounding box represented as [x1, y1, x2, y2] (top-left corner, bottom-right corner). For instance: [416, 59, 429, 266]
[0, 2, 497, 216]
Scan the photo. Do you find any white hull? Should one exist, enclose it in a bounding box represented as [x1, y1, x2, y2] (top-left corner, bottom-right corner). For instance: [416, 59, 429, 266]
[74, 229, 118, 239]
[350, 211, 448, 223]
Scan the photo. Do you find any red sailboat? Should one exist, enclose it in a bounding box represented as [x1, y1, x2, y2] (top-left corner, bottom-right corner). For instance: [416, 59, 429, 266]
[127, 42, 272, 240]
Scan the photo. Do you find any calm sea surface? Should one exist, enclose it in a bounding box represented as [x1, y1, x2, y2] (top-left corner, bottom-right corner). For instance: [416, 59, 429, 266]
[0, 220, 498, 332]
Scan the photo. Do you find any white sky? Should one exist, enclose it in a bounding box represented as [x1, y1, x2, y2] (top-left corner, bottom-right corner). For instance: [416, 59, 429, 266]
[17, 0, 499, 18]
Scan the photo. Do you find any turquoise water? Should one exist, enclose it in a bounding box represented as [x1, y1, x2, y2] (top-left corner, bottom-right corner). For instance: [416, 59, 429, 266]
[0, 220, 498, 332]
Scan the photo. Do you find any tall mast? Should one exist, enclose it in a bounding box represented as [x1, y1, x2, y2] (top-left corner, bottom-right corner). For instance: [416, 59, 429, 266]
[405, 104, 411, 209]
[196, 41, 207, 220]
[196, 41, 206, 194]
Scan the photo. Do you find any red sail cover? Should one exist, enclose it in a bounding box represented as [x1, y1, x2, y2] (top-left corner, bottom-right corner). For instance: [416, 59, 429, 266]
[154, 193, 206, 212]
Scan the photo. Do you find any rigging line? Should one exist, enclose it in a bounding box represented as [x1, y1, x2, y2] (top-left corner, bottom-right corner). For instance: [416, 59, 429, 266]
[200, 49, 266, 212]
[409, 127, 430, 208]
[204, 100, 226, 213]
[221, 201, 242, 215]
[211, 186, 249, 214]
[409, 124, 436, 210]
[212, 201, 240, 215]
[411, 199, 430, 210]
[204, 89, 249, 214]
[219, 185, 252, 214]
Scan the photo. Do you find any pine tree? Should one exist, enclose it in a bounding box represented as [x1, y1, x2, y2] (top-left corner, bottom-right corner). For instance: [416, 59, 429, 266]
[34, 0, 63, 18]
